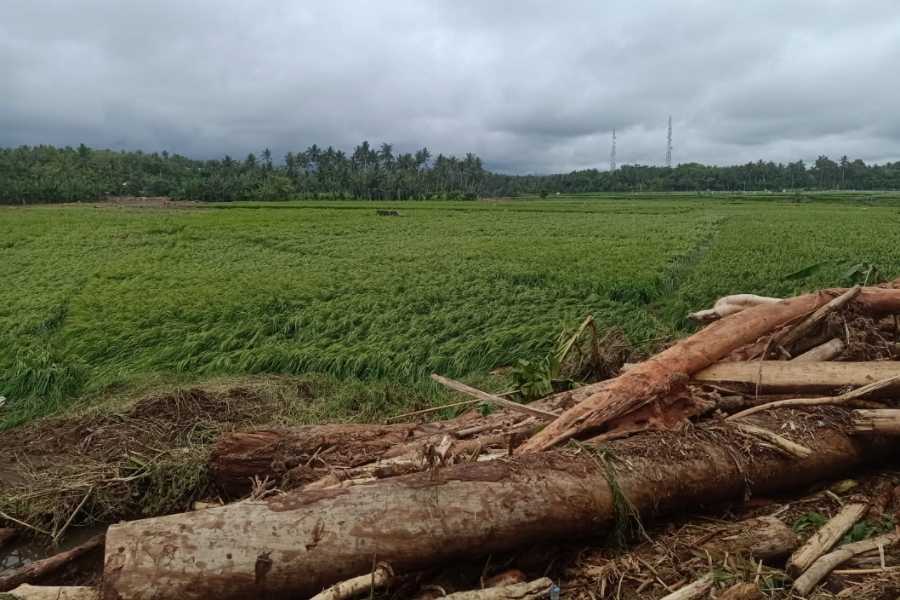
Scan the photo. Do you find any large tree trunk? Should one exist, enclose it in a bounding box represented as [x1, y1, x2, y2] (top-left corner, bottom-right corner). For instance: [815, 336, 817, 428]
[518, 287, 900, 452]
[102, 414, 894, 600]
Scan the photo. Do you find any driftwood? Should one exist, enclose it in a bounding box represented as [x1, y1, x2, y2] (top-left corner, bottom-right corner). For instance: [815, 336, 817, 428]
[792, 532, 900, 596]
[693, 361, 900, 392]
[792, 338, 845, 362]
[439, 578, 552, 599]
[519, 287, 900, 452]
[0, 534, 104, 592]
[309, 563, 393, 600]
[852, 409, 900, 435]
[101, 416, 893, 600]
[786, 502, 868, 577]
[6, 585, 99, 600]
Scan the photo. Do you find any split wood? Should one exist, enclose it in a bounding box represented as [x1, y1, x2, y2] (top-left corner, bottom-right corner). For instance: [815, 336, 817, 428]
[787, 502, 868, 577]
[792, 532, 899, 595]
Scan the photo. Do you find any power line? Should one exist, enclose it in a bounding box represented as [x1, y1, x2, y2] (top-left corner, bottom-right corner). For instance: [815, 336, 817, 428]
[665, 115, 673, 168]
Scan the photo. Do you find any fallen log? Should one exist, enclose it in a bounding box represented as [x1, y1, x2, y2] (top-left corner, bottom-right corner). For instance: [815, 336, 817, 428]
[792, 532, 900, 596]
[519, 287, 900, 452]
[792, 338, 845, 362]
[852, 409, 900, 435]
[101, 415, 894, 600]
[0, 534, 104, 592]
[786, 502, 868, 577]
[440, 578, 552, 599]
[209, 422, 457, 495]
[6, 585, 99, 600]
[694, 361, 900, 392]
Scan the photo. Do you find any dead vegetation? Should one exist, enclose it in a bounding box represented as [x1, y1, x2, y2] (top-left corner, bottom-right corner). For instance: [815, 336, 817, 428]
[3, 283, 900, 599]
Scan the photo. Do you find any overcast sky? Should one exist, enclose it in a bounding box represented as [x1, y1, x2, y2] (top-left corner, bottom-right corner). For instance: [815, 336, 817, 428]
[2, 1, 899, 173]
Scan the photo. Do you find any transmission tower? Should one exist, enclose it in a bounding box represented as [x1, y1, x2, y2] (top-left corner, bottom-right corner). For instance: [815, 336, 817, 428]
[665, 115, 673, 168]
[610, 128, 616, 172]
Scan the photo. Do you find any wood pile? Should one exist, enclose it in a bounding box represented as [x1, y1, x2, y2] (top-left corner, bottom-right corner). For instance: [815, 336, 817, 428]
[4, 283, 900, 599]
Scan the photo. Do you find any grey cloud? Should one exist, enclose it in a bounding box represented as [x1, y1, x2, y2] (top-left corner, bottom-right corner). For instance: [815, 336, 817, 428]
[2, 1, 900, 174]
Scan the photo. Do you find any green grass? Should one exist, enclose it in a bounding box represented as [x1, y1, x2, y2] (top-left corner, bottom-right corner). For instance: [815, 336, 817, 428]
[2, 194, 900, 427]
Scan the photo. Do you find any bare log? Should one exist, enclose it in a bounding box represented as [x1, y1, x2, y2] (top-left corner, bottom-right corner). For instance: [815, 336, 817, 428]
[101, 416, 894, 600]
[438, 578, 552, 600]
[852, 409, 900, 435]
[659, 574, 713, 600]
[6, 585, 98, 600]
[430, 374, 559, 420]
[309, 563, 392, 600]
[0, 534, 104, 592]
[520, 287, 900, 452]
[791, 338, 845, 362]
[694, 361, 900, 392]
[786, 502, 868, 577]
[792, 532, 900, 596]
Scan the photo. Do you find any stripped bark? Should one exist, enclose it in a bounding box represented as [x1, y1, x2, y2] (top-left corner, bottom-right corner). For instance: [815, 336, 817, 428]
[731, 423, 812, 458]
[792, 532, 900, 596]
[701, 516, 798, 561]
[694, 361, 900, 392]
[440, 578, 552, 599]
[519, 287, 900, 452]
[0, 534, 104, 592]
[776, 286, 860, 351]
[102, 417, 894, 600]
[852, 409, 900, 435]
[717, 583, 763, 600]
[791, 338, 845, 362]
[786, 502, 868, 577]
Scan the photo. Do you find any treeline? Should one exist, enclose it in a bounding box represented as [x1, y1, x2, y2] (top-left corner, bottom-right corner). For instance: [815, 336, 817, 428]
[3, 143, 900, 204]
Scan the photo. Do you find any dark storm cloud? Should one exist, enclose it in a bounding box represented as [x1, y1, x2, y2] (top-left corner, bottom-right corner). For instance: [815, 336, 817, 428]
[2, 1, 900, 173]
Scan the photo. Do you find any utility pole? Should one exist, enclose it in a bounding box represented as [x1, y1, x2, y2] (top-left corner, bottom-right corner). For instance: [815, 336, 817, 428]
[665, 115, 673, 168]
[610, 129, 616, 172]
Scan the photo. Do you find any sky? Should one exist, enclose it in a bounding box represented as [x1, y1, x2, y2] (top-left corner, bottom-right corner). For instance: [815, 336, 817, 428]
[2, 1, 900, 174]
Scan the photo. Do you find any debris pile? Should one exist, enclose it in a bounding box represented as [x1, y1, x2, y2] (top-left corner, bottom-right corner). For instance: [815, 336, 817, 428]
[3, 283, 900, 599]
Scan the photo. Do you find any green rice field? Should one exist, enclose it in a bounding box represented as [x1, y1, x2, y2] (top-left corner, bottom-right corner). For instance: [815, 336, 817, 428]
[2, 194, 900, 428]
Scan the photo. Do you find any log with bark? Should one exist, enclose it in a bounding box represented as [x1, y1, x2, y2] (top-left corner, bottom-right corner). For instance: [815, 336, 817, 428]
[518, 287, 900, 452]
[0, 534, 104, 592]
[101, 414, 895, 600]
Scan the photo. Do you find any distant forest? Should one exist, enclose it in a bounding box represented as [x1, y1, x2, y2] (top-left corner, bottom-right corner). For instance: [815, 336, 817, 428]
[3, 142, 900, 203]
